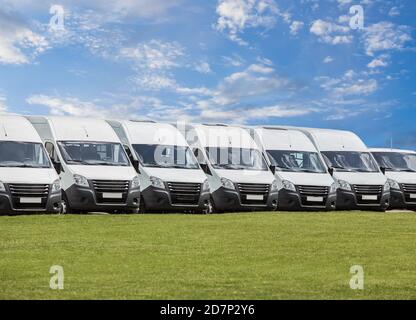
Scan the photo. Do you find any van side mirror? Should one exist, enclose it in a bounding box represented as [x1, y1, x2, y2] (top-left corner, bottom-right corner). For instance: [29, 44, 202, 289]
[380, 166, 386, 175]
[200, 163, 211, 175]
[52, 160, 62, 174]
[328, 167, 334, 176]
[132, 159, 140, 173]
[269, 165, 276, 175]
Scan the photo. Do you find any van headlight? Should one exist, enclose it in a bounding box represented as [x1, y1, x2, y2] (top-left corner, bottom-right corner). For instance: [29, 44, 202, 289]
[271, 179, 279, 192]
[220, 177, 235, 190]
[282, 180, 296, 192]
[387, 178, 400, 190]
[150, 176, 165, 189]
[384, 180, 391, 192]
[73, 174, 89, 187]
[337, 179, 352, 191]
[52, 179, 61, 193]
[329, 182, 338, 193]
[131, 175, 140, 189]
[202, 179, 210, 192]
[0, 181, 5, 192]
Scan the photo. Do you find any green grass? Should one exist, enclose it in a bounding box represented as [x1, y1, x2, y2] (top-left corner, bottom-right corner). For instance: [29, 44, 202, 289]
[1, 212, 416, 300]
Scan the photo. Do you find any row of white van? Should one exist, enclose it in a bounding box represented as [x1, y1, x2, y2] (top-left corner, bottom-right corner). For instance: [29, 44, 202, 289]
[0, 115, 415, 215]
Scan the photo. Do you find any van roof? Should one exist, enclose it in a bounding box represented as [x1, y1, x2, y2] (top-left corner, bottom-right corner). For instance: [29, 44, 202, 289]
[45, 116, 121, 142]
[253, 127, 317, 152]
[0, 115, 42, 143]
[370, 148, 416, 154]
[191, 124, 258, 149]
[119, 120, 188, 146]
[285, 127, 369, 152]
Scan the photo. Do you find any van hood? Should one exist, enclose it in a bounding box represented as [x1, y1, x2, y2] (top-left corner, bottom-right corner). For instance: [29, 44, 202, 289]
[216, 169, 275, 184]
[68, 165, 136, 180]
[385, 171, 416, 184]
[333, 172, 387, 185]
[143, 167, 206, 183]
[0, 168, 58, 184]
[277, 172, 335, 187]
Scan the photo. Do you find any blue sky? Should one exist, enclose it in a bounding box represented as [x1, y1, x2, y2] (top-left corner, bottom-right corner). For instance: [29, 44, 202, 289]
[0, 0, 415, 149]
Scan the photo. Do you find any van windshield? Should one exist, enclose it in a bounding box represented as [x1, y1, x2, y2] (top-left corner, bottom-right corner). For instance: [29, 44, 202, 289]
[266, 150, 326, 173]
[372, 152, 416, 172]
[322, 151, 379, 173]
[0, 141, 51, 168]
[58, 141, 129, 166]
[205, 147, 268, 171]
[132, 144, 199, 169]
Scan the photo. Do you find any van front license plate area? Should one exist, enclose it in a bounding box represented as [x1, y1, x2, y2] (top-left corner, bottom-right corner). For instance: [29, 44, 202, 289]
[246, 194, 264, 201]
[307, 196, 324, 202]
[20, 197, 42, 204]
[362, 195, 378, 201]
[410, 194, 416, 199]
[102, 193, 123, 199]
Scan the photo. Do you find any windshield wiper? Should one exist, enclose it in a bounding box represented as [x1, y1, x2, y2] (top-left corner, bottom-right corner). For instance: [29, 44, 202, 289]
[398, 169, 416, 173]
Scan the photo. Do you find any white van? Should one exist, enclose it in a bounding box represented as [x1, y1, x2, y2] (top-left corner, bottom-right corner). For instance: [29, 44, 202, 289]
[179, 124, 278, 212]
[250, 127, 337, 211]
[298, 128, 390, 211]
[0, 115, 61, 215]
[107, 120, 211, 213]
[26, 116, 141, 214]
[370, 148, 416, 211]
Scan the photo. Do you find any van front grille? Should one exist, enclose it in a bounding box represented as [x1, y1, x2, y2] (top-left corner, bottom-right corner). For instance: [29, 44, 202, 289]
[353, 184, 383, 204]
[402, 184, 416, 203]
[92, 180, 129, 204]
[8, 184, 50, 209]
[167, 182, 201, 205]
[237, 183, 269, 205]
[297, 185, 329, 206]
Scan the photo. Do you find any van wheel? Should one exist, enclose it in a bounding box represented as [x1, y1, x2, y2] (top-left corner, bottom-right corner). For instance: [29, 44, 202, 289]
[60, 200, 67, 214]
[139, 197, 146, 214]
[202, 198, 215, 214]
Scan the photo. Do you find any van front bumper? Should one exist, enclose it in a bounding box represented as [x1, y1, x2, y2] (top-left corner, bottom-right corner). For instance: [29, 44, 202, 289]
[211, 187, 278, 212]
[389, 189, 416, 211]
[0, 191, 61, 215]
[336, 189, 390, 211]
[65, 185, 140, 212]
[277, 189, 336, 211]
[141, 186, 211, 213]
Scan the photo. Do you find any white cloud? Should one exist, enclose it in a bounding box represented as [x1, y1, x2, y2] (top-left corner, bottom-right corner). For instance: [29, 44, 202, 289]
[310, 19, 352, 45]
[316, 70, 378, 98]
[194, 61, 212, 74]
[388, 7, 400, 17]
[362, 22, 412, 56]
[367, 55, 388, 68]
[0, 92, 9, 113]
[222, 54, 246, 67]
[323, 56, 334, 63]
[290, 21, 304, 35]
[215, 0, 279, 45]
[0, 11, 49, 64]
[118, 39, 185, 70]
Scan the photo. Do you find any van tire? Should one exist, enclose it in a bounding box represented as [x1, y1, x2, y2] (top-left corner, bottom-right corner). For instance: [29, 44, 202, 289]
[139, 196, 146, 214]
[62, 193, 80, 214]
[201, 198, 215, 214]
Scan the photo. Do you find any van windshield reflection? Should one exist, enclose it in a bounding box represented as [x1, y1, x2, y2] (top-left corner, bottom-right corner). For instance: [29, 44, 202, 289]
[266, 150, 326, 173]
[322, 151, 379, 173]
[205, 147, 268, 171]
[0, 141, 51, 168]
[58, 141, 129, 166]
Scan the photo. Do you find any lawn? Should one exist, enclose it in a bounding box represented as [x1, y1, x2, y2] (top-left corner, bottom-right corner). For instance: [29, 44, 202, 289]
[0, 212, 416, 300]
